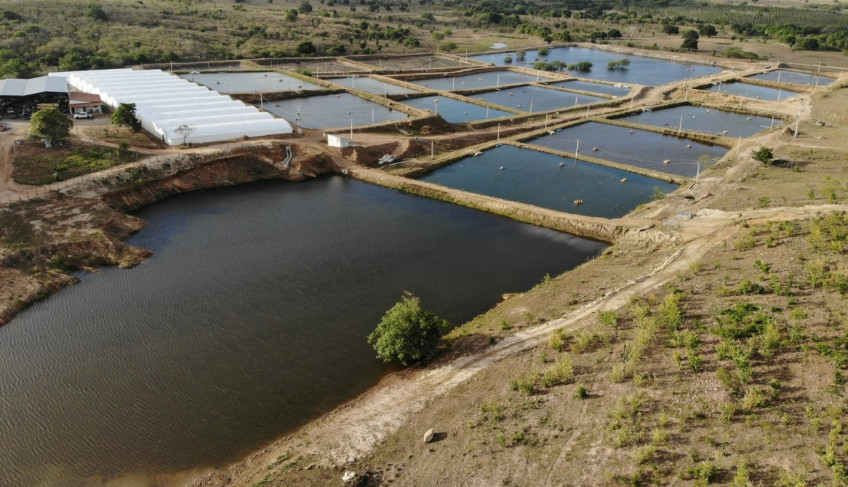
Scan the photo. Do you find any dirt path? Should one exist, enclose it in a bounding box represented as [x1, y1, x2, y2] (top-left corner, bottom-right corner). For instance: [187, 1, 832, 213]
[0, 123, 38, 201]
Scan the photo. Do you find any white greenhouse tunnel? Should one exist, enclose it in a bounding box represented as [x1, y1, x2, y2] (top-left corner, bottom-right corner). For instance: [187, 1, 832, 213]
[50, 68, 293, 145]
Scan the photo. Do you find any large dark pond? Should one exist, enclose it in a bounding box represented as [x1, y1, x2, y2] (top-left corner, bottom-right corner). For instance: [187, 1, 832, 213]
[0, 177, 605, 486]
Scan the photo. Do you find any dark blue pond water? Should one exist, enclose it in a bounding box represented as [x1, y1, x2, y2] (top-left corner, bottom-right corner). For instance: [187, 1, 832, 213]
[420, 145, 678, 217]
[528, 122, 727, 178]
[0, 177, 605, 486]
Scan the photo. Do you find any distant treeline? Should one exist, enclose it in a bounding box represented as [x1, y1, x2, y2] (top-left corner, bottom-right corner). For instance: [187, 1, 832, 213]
[0, 0, 845, 78]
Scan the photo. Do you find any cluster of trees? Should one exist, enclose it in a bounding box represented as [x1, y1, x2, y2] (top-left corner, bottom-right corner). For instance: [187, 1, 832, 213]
[533, 60, 592, 72]
[0, 0, 429, 76]
[681, 29, 699, 51]
[754, 24, 848, 52]
[28, 102, 141, 148]
[607, 58, 629, 70]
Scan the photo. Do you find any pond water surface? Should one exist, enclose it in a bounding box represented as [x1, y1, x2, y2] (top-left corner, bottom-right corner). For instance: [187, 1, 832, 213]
[473, 85, 608, 112]
[0, 177, 606, 486]
[402, 95, 514, 123]
[420, 145, 678, 217]
[185, 72, 324, 93]
[472, 47, 723, 86]
[619, 105, 776, 138]
[408, 70, 545, 91]
[747, 69, 833, 86]
[548, 80, 631, 97]
[328, 76, 419, 95]
[702, 82, 797, 102]
[528, 122, 727, 177]
[259, 93, 408, 128]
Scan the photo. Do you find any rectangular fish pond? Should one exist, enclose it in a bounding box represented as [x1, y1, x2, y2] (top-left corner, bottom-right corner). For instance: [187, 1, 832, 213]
[547, 80, 632, 97]
[327, 76, 420, 95]
[184, 72, 325, 93]
[401, 96, 514, 123]
[259, 93, 409, 128]
[702, 81, 798, 102]
[747, 69, 834, 86]
[472, 85, 608, 112]
[419, 144, 678, 218]
[407, 70, 545, 91]
[528, 122, 727, 178]
[618, 105, 777, 138]
[472, 46, 723, 86]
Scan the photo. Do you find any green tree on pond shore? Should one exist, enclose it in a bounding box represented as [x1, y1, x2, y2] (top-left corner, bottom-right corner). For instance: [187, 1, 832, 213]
[368, 292, 450, 366]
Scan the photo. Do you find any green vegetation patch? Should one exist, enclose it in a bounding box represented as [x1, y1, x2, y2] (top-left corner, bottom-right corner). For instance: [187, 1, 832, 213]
[14, 144, 141, 185]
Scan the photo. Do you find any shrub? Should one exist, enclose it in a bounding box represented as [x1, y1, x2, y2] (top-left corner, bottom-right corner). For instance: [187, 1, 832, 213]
[541, 355, 574, 387]
[730, 463, 754, 487]
[682, 462, 718, 483]
[571, 329, 595, 353]
[510, 373, 537, 396]
[575, 385, 588, 399]
[549, 331, 565, 351]
[752, 146, 774, 165]
[598, 309, 620, 328]
[367, 292, 449, 365]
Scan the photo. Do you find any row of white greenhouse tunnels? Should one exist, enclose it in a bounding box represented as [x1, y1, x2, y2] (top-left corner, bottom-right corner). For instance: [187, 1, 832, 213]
[51, 69, 294, 145]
